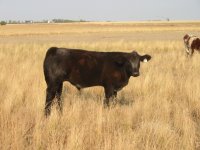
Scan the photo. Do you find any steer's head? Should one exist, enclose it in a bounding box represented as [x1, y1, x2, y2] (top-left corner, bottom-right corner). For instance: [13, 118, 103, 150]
[183, 34, 190, 45]
[183, 34, 189, 41]
[126, 51, 151, 77]
[183, 34, 192, 55]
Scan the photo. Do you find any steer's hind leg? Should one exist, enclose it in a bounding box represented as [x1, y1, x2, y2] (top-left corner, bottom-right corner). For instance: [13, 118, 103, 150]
[114, 91, 117, 97]
[56, 82, 63, 113]
[45, 84, 57, 116]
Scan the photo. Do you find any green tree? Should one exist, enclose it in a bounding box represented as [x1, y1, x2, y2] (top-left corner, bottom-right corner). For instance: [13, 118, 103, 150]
[0, 21, 7, 25]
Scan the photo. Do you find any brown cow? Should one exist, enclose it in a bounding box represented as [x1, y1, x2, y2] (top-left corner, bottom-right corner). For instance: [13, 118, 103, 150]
[43, 47, 151, 116]
[183, 34, 200, 56]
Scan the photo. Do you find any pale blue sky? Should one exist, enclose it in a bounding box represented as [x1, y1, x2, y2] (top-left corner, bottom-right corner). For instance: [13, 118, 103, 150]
[0, 0, 199, 21]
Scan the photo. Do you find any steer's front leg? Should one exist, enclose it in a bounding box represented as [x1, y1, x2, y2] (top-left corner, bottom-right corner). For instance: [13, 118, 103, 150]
[104, 86, 115, 107]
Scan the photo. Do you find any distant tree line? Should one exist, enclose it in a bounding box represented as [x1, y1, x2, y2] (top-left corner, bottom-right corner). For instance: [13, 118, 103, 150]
[52, 19, 87, 23]
[0, 19, 88, 25]
[0, 21, 7, 25]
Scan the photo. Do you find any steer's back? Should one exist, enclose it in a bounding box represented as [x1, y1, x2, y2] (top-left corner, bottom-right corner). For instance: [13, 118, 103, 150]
[191, 38, 200, 50]
[43, 47, 108, 86]
[186, 35, 200, 50]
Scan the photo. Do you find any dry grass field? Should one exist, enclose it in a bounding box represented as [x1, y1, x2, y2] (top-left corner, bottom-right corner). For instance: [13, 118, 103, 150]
[0, 21, 200, 150]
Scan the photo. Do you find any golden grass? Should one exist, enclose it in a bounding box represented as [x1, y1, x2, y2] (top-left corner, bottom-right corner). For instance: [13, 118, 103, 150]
[1, 21, 200, 36]
[0, 22, 200, 150]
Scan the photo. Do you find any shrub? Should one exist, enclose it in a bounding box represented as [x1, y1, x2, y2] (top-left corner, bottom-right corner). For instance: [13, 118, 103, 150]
[0, 21, 7, 25]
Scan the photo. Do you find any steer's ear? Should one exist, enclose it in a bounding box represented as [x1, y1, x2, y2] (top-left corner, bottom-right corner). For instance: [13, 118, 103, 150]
[140, 54, 151, 63]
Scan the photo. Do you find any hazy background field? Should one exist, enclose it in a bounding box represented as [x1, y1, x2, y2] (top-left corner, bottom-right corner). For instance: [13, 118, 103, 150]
[0, 21, 200, 150]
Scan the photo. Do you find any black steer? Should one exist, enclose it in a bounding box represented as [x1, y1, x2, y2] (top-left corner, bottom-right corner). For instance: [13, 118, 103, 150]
[43, 47, 151, 116]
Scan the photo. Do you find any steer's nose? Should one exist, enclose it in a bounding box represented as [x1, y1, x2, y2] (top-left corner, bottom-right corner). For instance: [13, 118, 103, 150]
[132, 72, 140, 77]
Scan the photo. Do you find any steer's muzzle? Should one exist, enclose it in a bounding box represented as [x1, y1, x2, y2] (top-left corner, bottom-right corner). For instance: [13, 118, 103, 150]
[132, 72, 140, 77]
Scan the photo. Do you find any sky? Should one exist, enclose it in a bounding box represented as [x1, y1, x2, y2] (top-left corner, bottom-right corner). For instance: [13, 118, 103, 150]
[0, 0, 199, 21]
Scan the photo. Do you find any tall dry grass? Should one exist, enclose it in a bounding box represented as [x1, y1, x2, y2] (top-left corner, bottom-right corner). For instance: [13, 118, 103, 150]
[0, 22, 200, 150]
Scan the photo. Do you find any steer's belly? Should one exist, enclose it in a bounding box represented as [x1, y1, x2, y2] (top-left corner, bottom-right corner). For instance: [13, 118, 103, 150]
[68, 68, 102, 88]
[69, 80, 101, 89]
